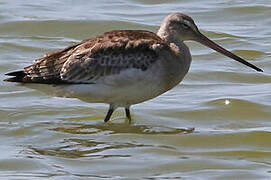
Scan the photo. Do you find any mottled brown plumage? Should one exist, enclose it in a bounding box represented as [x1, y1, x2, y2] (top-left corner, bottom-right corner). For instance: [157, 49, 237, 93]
[5, 30, 168, 84]
[4, 13, 262, 123]
[60, 30, 168, 83]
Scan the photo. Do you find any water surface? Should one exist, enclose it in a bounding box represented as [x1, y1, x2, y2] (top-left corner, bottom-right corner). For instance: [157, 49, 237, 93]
[1, 0, 271, 179]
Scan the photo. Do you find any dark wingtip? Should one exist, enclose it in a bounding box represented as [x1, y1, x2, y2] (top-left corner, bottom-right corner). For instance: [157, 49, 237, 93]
[5, 70, 25, 76]
[4, 70, 25, 82]
[4, 77, 19, 82]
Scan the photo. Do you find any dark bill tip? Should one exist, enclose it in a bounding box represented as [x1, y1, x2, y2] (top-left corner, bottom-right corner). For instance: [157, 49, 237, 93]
[197, 33, 263, 72]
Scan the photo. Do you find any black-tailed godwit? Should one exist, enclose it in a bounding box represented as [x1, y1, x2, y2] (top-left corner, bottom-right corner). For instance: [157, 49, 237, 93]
[5, 13, 263, 123]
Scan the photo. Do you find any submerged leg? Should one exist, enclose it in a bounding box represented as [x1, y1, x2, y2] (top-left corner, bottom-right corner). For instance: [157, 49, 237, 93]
[125, 107, 131, 123]
[104, 104, 116, 123]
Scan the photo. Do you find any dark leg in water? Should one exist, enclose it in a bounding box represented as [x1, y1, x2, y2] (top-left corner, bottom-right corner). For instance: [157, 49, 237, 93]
[104, 105, 115, 123]
[125, 107, 131, 123]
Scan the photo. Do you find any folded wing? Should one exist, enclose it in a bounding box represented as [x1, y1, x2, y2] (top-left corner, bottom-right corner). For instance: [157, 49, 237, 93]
[5, 30, 168, 84]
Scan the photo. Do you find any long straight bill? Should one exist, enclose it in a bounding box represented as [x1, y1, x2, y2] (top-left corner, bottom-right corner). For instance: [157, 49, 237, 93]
[197, 33, 263, 72]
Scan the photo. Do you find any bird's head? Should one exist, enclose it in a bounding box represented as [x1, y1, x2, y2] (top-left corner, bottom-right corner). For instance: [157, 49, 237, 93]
[158, 13, 263, 72]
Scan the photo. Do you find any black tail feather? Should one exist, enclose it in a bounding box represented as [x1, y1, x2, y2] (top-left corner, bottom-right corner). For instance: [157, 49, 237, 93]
[4, 70, 26, 82]
[5, 70, 25, 76]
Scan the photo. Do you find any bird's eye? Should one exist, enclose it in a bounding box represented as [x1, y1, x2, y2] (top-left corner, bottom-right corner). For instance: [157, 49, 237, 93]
[182, 23, 190, 29]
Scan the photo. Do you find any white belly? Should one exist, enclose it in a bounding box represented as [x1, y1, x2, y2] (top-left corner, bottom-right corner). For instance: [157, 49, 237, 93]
[58, 66, 172, 106]
[26, 57, 189, 107]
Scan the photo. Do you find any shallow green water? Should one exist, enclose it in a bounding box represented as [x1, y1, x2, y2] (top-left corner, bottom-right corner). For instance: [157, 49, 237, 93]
[1, 0, 271, 179]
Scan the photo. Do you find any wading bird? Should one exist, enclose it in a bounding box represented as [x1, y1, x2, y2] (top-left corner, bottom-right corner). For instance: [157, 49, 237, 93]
[4, 13, 263, 123]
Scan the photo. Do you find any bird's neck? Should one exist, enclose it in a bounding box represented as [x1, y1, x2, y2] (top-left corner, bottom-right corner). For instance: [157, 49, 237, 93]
[157, 27, 183, 45]
[157, 26, 192, 77]
[157, 29, 186, 53]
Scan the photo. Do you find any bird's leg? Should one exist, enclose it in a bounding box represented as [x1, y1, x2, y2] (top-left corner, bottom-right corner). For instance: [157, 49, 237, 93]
[125, 107, 131, 123]
[104, 104, 116, 123]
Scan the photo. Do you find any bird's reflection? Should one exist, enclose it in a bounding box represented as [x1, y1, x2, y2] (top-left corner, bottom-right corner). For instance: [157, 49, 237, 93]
[52, 122, 195, 135]
[22, 83, 194, 159]
[28, 122, 194, 159]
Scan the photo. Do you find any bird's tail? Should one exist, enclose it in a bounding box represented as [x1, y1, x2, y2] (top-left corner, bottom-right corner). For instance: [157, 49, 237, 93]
[4, 70, 26, 82]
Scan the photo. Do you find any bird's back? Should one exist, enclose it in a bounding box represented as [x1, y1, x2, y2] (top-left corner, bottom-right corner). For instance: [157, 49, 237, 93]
[5, 30, 169, 84]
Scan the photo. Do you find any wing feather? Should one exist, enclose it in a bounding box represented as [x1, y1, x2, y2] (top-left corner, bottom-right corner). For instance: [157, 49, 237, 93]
[17, 30, 168, 84]
[21, 42, 82, 83]
[60, 31, 168, 84]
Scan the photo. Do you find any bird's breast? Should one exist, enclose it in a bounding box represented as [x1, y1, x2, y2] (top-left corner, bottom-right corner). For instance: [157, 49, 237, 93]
[158, 42, 192, 91]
